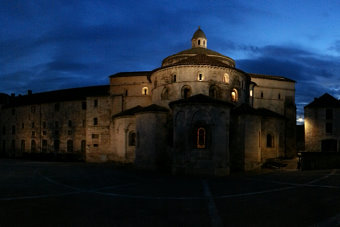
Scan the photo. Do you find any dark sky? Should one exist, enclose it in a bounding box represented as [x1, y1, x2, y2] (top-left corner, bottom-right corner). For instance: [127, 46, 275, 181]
[1, 0, 340, 120]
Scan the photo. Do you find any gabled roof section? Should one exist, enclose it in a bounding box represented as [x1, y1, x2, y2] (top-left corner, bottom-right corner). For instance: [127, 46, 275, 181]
[3, 85, 109, 108]
[112, 106, 144, 118]
[249, 73, 295, 83]
[109, 71, 151, 78]
[232, 103, 285, 118]
[305, 93, 340, 108]
[169, 94, 234, 108]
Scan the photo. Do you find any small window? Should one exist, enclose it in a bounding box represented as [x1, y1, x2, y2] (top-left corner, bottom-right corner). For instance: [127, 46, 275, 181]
[92, 134, 99, 139]
[197, 127, 206, 149]
[32, 122, 35, 128]
[326, 109, 333, 120]
[31, 140, 36, 152]
[82, 102, 87, 110]
[172, 74, 177, 83]
[250, 90, 253, 97]
[67, 140, 73, 152]
[43, 131, 47, 135]
[223, 73, 229, 83]
[203, 40, 206, 45]
[22, 123, 25, 129]
[93, 118, 98, 125]
[197, 73, 204, 81]
[55, 121, 59, 128]
[94, 99, 98, 107]
[125, 89, 128, 96]
[82, 120, 86, 127]
[68, 130, 72, 135]
[142, 87, 149, 95]
[261, 92, 264, 99]
[93, 144, 99, 147]
[278, 93, 281, 100]
[68, 120, 72, 127]
[128, 131, 136, 146]
[231, 89, 238, 102]
[181, 86, 192, 99]
[55, 130, 59, 136]
[32, 131, 36, 136]
[266, 134, 274, 148]
[43, 122, 46, 129]
[81, 140, 86, 153]
[12, 125, 15, 135]
[326, 123, 333, 134]
[198, 40, 201, 45]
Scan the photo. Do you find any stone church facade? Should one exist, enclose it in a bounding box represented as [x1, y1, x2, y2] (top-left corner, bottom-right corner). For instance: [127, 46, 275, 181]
[0, 28, 296, 175]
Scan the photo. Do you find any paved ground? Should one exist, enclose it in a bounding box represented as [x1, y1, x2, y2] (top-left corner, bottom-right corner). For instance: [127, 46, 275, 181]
[0, 159, 340, 227]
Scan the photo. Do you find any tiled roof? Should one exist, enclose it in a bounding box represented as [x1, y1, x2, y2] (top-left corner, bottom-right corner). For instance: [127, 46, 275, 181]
[169, 94, 234, 108]
[249, 73, 295, 82]
[112, 106, 144, 118]
[305, 93, 340, 108]
[109, 71, 151, 78]
[3, 85, 109, 108]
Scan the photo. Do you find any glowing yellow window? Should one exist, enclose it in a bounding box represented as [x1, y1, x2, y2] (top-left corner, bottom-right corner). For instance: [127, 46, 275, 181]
[142, 87, 148, 95]
[231, 88, 238, 102]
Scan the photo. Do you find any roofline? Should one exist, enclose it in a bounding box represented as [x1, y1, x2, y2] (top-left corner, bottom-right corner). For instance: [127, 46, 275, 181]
[248, 73, 295, 83]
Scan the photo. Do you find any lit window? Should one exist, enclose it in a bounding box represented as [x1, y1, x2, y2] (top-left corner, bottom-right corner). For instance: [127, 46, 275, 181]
[197, 73, 204, 81]
[250, 90, 253, 97]
[223, 73, 229, 83]
[142, 87, 149, 95]
[197, 127, 206, 149]
[231, 88, 238, 102]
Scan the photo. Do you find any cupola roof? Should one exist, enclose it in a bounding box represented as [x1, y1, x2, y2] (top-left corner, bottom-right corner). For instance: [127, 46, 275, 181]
[191, 26, 207, 40]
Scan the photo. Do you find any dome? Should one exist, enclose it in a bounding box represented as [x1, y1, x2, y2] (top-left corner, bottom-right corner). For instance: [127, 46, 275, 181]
[191, 26, 207, 40]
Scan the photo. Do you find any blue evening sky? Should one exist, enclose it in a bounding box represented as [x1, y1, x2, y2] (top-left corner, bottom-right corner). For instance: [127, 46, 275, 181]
[1, 0, 340, 119]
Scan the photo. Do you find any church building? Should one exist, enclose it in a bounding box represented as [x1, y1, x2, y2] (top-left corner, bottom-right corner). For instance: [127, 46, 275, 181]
[0, 27, 296, 175]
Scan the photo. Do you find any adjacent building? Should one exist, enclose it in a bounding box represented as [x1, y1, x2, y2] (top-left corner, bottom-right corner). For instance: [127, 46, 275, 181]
[0, 27, 296, 175]
[304, 93, 340, 152]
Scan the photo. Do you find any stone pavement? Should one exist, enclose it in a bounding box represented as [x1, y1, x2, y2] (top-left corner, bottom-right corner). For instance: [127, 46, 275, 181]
[0, 159, 340, 227]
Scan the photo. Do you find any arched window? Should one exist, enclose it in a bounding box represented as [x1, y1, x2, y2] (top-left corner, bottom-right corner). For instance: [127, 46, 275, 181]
[67, 140, 73, 152]
[128, 131, 136, 146]
[161, 87, 169, 100]
[197, 127, 206, 149]
[223, 73, 229, 83]
[198, 40, 201, 45]
[142, 87, 148, 95]
[171, 74, 176, 83]
[197, 73, 204, 81]
[266, 134, 274, 148]
[181, 86, 192, 99]
[31, 140, 36, 152]
[209, 86, 218, 99]
[231, 88, 238, 102]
